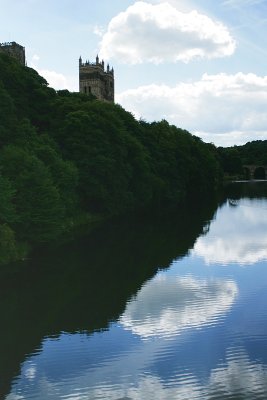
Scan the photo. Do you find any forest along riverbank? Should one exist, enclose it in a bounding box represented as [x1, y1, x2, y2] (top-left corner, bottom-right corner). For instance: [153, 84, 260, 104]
[0, 52, 221, 265]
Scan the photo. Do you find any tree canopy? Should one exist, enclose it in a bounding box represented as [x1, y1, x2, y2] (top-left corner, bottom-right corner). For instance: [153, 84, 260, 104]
[0, 53, 222, 264]
[218, 140, 267, 178]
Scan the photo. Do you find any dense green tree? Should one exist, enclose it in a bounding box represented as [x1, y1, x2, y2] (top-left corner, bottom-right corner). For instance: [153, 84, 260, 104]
[238, 140, 267, 165]
[218, 140, 267, 177]
[0, 146, 64, 242]
[217, 147, 242, 175]
[56, 104, 151, 214]
[0, 52, 223, 264]
[0, 174, 16, 224]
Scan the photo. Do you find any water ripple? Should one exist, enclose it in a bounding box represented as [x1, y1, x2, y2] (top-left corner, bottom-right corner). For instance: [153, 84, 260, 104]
[120, 274, 238, 339]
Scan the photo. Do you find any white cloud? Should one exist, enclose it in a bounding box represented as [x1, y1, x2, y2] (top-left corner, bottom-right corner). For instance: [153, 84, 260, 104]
[99, 1, 236, 64]
[74, 348, 267, 400]
[42, 70, 74, 91]
[95, 355, 267, 399]
[29, 55, 77, 91]
[193, 199, 267, 265]
[117, 72, 267, 146]
[208, 351, 267, 395]
[92, 24, 105, 37]
[36, 69, 67, 89]
[12, 346, 267, 400]
[120, 275, 238, 338]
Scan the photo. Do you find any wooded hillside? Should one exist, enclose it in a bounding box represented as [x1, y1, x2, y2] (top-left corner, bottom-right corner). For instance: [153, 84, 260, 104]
[0, 53, 222, 264]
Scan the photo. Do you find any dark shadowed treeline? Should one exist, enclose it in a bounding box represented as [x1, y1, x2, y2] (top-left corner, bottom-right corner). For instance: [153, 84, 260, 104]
[218, 140, 267, 178]
[0, 53, 221, 263]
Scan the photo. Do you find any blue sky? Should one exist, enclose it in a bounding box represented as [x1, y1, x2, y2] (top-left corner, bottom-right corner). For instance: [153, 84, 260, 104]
[1, 0, 267, 146]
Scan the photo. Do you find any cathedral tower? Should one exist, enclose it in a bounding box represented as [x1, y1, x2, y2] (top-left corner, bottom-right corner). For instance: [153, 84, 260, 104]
[79, 55, 114, 102]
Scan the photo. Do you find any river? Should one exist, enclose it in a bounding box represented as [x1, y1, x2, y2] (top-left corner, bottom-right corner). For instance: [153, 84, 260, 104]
[2, 182, 267, 399]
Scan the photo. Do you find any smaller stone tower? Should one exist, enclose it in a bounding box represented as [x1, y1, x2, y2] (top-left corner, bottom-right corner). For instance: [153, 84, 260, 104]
[0, 42, 26, 65]
[79, 55, 114, 102]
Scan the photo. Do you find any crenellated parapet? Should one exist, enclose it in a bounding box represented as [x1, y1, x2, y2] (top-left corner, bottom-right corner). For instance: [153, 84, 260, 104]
[79, 55, 114, 76]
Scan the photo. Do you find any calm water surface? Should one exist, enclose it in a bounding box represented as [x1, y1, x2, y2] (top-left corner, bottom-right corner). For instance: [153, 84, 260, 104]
[3, 183, 267, 399]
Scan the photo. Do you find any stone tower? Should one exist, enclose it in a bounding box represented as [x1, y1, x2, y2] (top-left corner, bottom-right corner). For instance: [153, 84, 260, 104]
[0, 42, 26, 65]
[79, 55, 114, 102]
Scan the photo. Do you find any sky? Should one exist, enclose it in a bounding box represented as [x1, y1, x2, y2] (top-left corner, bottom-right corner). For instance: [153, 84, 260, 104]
[1, 0, 267, 146]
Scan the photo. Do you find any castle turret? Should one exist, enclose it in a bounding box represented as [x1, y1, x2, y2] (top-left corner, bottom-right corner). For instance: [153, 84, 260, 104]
[79, 55, 115, 103]
[0, 41, 26, 65]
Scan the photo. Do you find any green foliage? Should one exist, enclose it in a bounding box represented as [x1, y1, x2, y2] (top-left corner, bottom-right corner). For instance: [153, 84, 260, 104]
[0, 146, 64, 242]
[56, 103, 152, 213]
[218, 141, 267, 177]
[0, 52, 222, 264]
[138, 120, 221, 203]
[0, 224, 21, 264]
[238, 140, 267, 165]
[0, 174, 16, 224]
[217, 147, 243, 175]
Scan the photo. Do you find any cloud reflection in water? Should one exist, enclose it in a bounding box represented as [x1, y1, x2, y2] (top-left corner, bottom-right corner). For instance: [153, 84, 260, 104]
[193, 200, 267, 265]
[88, 349, 267, 400]
[120, 275, 238, 339]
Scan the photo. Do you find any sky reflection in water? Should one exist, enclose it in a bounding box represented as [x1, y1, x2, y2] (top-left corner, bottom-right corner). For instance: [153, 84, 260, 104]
[193, 199, 267, 265]
[6, 193, 267, 400]
[120, 275, 238, 339]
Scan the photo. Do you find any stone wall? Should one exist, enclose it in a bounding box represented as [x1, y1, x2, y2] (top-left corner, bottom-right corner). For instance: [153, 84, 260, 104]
[0, 42, 26, 66]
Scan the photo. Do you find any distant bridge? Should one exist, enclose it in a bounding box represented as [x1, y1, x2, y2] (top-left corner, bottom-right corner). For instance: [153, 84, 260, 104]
[243, 165, 267, 180]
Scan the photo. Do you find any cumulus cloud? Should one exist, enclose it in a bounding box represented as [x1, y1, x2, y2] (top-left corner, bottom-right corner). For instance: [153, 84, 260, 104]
[193, 199, 267, 265]
[99, 1, 236, 64]
[36, 69, 74, 90]
[120, 275, 238, 338]
[117, 72, 267, 146]
[29, 55, 77, 91]
[88, 353, 267, 399]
